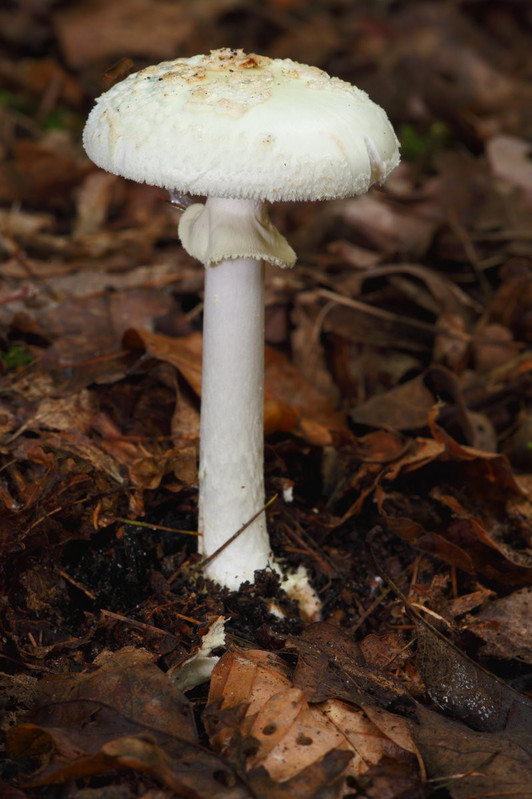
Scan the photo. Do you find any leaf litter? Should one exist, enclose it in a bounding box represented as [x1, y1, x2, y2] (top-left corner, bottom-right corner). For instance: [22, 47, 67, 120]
[1, 2, 532, 798]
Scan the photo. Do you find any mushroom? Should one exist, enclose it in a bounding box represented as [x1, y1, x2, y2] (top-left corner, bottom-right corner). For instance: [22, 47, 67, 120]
[83, 48, 399, 594]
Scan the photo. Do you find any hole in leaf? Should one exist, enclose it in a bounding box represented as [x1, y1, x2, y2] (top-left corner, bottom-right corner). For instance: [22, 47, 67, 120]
[213, 769, 236, 787]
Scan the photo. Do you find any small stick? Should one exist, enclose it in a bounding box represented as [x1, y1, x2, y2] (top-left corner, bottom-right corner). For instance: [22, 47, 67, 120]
[201, 494, 278, 568]
[59, 569, 97, 600]
[110, 517, 201, 537]
[101, 608, 202, 633]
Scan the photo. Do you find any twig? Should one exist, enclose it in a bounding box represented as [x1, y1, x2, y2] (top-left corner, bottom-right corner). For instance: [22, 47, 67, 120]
[59, 570, 97, 600]
[351, 583, 392, 634]
[316, 288, 438, 334]
[200, 494, 278, 568]
[109, 517, 201, 537]
[101, 608, 202, 633]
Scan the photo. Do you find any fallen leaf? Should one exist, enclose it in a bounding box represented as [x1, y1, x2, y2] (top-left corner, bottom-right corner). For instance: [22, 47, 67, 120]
[127, 330, 349, 445]
[73, 171, 118, 237]
[350, 373, 436, 430]
[286, 623, 412, 711]
[447, 586, 495, 619]
[7, 648, 250, 797]
[467, 587, 532, 664]
[206, 646, 419, 797]
[127, 330, 203, 395]
[374, 424, 532, 584]
[0, 137, 88, 205]
[471, 322, 518, 372]
[416, 619, 532, 734]
[264, 346, 348, 445]
[414, 703, 532, 799]
[54, 0, 195, 69]
[486, 134, 532, 203]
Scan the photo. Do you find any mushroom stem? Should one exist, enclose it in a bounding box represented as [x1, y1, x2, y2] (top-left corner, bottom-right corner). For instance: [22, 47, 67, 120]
[178, 196, 296, 588]
[199, 254, 271, 588]
[179, 197, 322, 615]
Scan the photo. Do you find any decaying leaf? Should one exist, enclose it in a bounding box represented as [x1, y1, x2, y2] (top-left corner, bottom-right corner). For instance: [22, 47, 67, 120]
[467, 587, 532, 664]
[414, 703, 532, 799]
[416, 618, 532, 734]
[205, 646, 419, 797]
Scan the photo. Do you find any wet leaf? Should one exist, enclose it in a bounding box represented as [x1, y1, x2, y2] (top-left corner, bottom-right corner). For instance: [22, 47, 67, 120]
[416, 619, 532, 734]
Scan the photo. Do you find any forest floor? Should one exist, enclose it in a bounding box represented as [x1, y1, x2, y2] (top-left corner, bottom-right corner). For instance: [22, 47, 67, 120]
[1, 1, 532, 797]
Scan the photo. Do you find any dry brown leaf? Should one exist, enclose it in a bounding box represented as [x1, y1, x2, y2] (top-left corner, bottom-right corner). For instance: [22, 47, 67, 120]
[73, 171, 119, 237]
[471, 322, 518, 372]
[1, 57, 83, 106]
[350, 373, 436, 430]
[370, 422, 532, 583]
[170, 385, 200, 485]
[34, 430, 128, 485]
[246, 687, 348, 781]
[206, 647, 418, 795]
[291, 300, 340, 406]
[447, 587, 495, 619]
[0, 207, 55, 240]
[322, 701, 417, 778]
[327, 240, 382, 270]
[490, 263, 532, 334]
[327, 429, 417, 524]
[25, 389, 95, 435]
[360, 632, 412, 672]
[431, 486, 532, 583]
[391, 5, 518, 129]
[208, 649, 292, 725]
[376, 489, 477, 574]
[128, 329, 203, 396]
[128, 330, 348, 444]
[287, 623, 411, 710]
[264, 346, 348, 445]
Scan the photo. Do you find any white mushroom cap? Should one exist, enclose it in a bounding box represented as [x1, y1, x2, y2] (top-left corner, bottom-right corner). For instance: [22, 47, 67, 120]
[83, 48, 400, 202]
